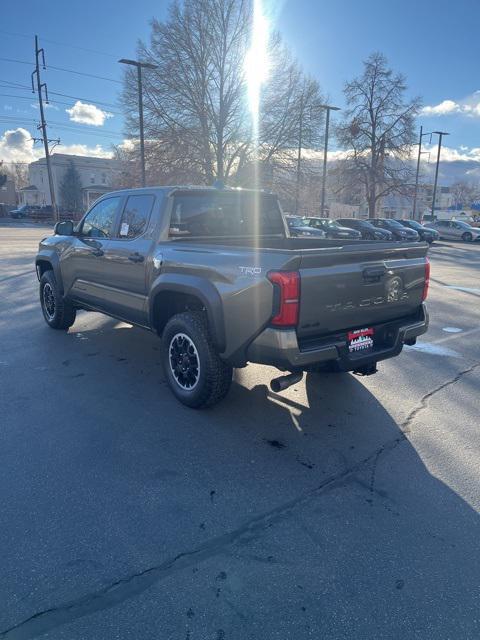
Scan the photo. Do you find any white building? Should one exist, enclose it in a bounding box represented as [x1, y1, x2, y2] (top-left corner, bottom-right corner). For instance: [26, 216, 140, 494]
[20, 153, 120, 211]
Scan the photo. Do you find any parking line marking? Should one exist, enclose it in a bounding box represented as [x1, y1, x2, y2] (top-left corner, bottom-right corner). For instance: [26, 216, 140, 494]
[432, 326, 480, 345]
[404, 342, 462, 358]
[445, 285, 480, 295]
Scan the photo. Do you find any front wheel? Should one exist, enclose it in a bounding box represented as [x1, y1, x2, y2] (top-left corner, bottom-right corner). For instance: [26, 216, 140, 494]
[162, 312, 232, 408]
[39, 271, 76, 330]
[462, 232, 473, 242]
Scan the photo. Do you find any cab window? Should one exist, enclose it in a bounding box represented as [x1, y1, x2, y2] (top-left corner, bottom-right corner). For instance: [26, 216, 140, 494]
[81, 197, 121, 238]
[118, 195, 155, 239]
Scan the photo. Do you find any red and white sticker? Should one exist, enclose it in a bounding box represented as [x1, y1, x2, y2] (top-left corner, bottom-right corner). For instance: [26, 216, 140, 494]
[347, 328, 374, 353]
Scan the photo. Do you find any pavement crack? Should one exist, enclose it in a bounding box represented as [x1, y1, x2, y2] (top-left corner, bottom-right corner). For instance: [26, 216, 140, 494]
[3, 362, 479, 639]
[401, 361, 480, 432]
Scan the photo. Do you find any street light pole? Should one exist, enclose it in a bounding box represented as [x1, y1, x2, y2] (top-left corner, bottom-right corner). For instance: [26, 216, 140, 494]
[319, 104, 340, 217]
[119, 58, 158, 187]
[412, 127, 433, 221]
[412, 126, 423, 221]
[431, 131, 449, 218]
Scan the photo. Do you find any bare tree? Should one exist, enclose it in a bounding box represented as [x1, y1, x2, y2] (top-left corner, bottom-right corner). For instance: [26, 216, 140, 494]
[450, 180, 479, 210]
[336, 52, 421, 217]
[2, 162, 29, 190]
[121, 0, 325, 186]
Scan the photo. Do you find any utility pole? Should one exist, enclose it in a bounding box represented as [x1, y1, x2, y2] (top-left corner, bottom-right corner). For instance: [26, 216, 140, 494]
[412, 127, 432, 221]
[431, 131, 449, 218]
[294, 92, 304, 216]
[32, 35, 58, 221]
[119, 59, 158, 187]
[319, 104, 340, 218]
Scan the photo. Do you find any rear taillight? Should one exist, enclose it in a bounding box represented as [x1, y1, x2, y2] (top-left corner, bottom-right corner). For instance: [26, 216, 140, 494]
[422, 257, 430, 301]
[268, 271, 300, 327]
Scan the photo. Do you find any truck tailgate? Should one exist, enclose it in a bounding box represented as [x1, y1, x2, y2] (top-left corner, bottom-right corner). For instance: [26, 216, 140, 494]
[296, 243, 428, 339]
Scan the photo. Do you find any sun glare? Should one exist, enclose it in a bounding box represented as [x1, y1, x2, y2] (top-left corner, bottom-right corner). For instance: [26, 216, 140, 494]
[245, 0, 270, 124]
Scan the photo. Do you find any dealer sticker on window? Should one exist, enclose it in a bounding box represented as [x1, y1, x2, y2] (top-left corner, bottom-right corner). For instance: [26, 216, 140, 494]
[347, 328, 374, 353]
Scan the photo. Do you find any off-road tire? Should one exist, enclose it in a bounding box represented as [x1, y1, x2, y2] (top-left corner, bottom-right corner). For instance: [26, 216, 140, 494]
[39, 270, 76, 330]
[162, 312, 232, 408]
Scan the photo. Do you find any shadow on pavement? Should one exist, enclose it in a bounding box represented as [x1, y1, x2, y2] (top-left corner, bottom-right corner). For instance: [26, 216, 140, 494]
[1, 317, 480, 639]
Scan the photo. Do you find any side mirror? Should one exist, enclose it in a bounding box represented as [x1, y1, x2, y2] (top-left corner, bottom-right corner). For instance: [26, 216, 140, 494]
[54, 220, 74, 236]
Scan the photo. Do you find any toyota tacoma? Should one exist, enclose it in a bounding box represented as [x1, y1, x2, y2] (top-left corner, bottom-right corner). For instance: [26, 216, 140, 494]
[36, 186, 430, 408]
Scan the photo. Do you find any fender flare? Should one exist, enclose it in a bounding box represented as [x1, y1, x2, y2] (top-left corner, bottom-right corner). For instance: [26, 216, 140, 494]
[149, 274, 226, 352]
[35, 252, 64, 296]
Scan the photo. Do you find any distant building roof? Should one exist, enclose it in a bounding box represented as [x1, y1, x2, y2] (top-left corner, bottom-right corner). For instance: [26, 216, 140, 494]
[30, 153, 118, 167]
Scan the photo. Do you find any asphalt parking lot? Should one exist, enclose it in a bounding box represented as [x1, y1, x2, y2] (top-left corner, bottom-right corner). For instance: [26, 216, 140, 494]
[1, 223, 480, 640]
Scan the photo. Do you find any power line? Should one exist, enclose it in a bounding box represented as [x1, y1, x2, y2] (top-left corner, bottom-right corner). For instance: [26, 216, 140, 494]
[47, 91, 121, 109]
[0, 56, 122, 84]
[0, 81, 122, 109]
[0, 79, 32, 90]
[0, 29, 120, 58]
[47, 65, 122, 84]
[0, 93, 122, 114]
[0, 113, 123, 133]
[0, 57, 32, 66]
[40, 37, 120, 60]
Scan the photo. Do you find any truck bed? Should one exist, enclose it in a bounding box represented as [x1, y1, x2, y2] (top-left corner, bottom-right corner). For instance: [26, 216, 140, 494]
[165, 235, 429, 355]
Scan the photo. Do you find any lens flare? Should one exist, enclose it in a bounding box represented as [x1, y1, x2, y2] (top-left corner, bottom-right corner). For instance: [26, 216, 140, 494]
[245, 0, 270, 136]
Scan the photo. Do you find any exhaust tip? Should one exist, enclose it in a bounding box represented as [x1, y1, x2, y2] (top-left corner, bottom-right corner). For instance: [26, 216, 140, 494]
[270, 379, 282, 393]
[270, 372, 303, 393]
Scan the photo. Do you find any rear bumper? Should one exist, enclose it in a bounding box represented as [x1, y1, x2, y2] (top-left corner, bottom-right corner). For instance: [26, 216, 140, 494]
[246, 303, 429, 371]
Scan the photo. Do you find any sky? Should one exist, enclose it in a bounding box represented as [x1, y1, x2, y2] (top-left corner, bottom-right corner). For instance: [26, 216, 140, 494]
[1, 0, 480, 179]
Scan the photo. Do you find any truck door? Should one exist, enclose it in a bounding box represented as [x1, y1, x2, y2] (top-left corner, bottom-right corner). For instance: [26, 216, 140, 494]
[60, 195, 123, 313]
[99, 194, 156, 326]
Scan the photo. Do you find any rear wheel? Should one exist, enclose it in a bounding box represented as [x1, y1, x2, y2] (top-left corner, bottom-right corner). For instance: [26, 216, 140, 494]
[162, 312, 232, 408]
[39, 270, 76, 330]
[462, 232, 473, 242]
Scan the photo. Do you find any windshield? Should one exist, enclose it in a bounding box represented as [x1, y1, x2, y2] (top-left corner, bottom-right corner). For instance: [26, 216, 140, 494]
[384, 219, 405, 228]
[405, 220, 423, 230]
[287, 217, 303, 227]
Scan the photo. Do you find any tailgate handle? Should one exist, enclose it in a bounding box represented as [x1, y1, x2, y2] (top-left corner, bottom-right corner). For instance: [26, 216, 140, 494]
[363, 266, 386, 282]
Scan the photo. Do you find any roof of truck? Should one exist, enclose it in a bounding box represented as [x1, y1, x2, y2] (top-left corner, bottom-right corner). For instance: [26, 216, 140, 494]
[104, 185, 274, 197]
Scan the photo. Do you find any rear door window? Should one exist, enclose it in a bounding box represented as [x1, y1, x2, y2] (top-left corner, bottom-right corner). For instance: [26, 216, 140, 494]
[118, 194, 155, 239]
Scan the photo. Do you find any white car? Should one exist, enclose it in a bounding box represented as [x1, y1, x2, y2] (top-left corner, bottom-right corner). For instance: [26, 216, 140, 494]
[424, 220, 480, 242]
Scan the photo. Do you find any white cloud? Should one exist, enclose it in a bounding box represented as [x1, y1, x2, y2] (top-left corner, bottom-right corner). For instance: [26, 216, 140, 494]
[422, 99, 461, 116]
[422, 144, 480, 163]
[55, 143, 113, 158]
[422, 94, 480, 118]
[66, 100, 113, 126]
[0, 127, 37, 163]
[0, 127, 116, 163]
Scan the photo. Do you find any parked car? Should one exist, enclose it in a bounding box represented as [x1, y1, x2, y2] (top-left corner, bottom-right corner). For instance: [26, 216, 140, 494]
[424, 220, 480, 242]
[368, 218, 420, 241]
[336, 218, 393, 241]
[285, 215, 326, 237]
[302, 217, 362, 239]
[398, 219, 439, 244]
[35, 186, 429, 408]
[9, 204, 39, 219]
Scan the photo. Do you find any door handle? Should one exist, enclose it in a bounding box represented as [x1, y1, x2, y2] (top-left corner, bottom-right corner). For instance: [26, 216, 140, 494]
[128, 252, 144, 263]
[363, 266, 386, 282]
[90, 249, 104, 257]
